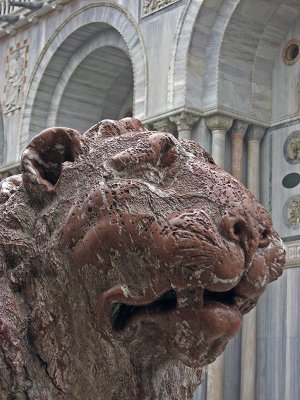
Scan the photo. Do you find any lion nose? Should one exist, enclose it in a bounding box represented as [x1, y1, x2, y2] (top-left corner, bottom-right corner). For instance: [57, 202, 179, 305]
[220, 215, 271, 250]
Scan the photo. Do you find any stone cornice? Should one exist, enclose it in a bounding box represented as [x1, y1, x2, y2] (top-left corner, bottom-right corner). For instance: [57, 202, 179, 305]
[142, 107, 270, 130]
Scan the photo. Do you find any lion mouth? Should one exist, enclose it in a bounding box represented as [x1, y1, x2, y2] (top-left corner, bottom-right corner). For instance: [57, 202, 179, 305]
[111, 289, 178, 331]
[110, 287, 238, 332]
[203, 288, 237, 306]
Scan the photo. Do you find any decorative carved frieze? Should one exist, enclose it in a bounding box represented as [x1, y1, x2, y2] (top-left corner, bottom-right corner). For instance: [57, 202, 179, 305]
[285, 240, 300, 267]
[142, 0, 180, 17]
[4, 45, 27, 114]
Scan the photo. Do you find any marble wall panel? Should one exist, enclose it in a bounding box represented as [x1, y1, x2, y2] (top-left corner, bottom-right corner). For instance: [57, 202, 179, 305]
[271, 122, 300, 238]
[256, 272, 287, 400]
[272, 19, 300, 121]
[141, 3, 185, 117]
[222, 333, 242, 400]
[284, 267, 300, 399]
[191, 118, 212, 154]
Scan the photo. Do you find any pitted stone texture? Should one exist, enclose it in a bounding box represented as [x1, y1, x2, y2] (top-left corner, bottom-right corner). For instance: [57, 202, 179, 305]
[0, 118, 285, 400]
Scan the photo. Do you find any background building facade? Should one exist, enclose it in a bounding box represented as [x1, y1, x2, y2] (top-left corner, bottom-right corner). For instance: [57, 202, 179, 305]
[0, 0, 299, 399]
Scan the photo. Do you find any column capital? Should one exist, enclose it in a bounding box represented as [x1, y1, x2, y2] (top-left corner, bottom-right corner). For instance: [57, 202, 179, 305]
[247, 125, 266, 141]
[205, 114, 233, 132]
[231, 120, 248, 136]
[152, 118, 174, 133]
[169, 112, 200, 132]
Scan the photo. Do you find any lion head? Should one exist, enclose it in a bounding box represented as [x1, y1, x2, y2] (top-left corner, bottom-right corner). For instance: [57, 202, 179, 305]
[0, 118, 285, 399]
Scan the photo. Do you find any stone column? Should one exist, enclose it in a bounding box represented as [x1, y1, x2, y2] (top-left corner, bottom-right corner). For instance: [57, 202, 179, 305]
[169, 112, 200, 140]
[205, 115, 232, 400]
[240, 307, 257, 400]
[152, 118, 174, 134]
[240, 125, 265, 400]
[206, 356, 224, 400]
[231, 121, 248, 182]
[246, 125, 265, 199]
[205, 115, 233, 169]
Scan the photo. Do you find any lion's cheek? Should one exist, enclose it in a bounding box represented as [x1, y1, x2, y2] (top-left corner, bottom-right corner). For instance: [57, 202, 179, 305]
[204, 242, 245, 292]
[69, 225, 116, 272]
[234, 253, 269, 299]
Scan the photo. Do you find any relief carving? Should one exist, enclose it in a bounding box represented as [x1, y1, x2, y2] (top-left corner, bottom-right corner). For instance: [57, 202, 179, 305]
[142, 0, 180, 17]
[287, 135, 300, 161]
[283, 195, 300, 229]
[284, 131, 300, 164]
[287, 200, 300, 224]
[285, 240, 300, 267]
[5, 47, 26, 114]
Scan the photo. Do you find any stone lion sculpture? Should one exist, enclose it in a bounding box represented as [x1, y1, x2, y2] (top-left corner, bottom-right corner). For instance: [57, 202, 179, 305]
[0, 118, 285, 399]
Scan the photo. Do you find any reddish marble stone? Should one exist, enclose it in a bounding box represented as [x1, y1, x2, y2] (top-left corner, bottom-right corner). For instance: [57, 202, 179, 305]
[0, 118, 285, 399]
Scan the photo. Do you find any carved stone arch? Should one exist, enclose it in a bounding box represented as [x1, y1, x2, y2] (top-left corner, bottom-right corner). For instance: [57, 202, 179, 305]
[171, 0, 300, 122]
[167, 0, 204, 110]
[189, 0, 239, 110]
[218, 0, 300, 121]
[46, 28, 131, 128]
[168, 0, 239, 110]
[20, 3, 147, 153]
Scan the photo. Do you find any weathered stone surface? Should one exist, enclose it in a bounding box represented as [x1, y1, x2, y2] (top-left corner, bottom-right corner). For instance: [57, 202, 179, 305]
[0, 118, 285, 399]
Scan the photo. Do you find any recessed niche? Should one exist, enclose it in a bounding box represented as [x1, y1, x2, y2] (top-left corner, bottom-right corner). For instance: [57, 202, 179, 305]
[282, 39, 300, 65]
[283, 131, 300, 164]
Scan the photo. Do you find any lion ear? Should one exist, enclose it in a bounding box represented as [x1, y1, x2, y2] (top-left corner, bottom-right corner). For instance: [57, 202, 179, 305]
[21, 127, 83, 202]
